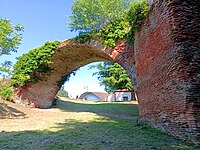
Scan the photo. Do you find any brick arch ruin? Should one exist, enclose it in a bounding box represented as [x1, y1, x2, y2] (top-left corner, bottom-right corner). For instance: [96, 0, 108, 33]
[14, 0, 199, 141]
[14, 39, 135, 108]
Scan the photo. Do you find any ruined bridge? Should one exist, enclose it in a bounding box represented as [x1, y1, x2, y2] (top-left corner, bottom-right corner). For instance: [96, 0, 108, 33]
[15, 39, 136, 107]
[14, 0, 200, 141]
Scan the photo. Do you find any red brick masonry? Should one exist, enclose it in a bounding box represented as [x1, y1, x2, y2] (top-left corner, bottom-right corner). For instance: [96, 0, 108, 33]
[135, 0, 200, 141]
[14, 0, 199, 141]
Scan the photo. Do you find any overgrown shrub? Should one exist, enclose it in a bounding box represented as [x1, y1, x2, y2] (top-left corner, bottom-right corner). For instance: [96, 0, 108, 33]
[75, 31, 94, 44]
[12, 41, 59, 86]
[0, 86, 13, 101]
[98, 20, 129, 47]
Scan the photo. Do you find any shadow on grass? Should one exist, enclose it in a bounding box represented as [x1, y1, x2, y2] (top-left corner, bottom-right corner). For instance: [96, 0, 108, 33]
[0, 102, 26, 119]
[0, 117, 199, 150]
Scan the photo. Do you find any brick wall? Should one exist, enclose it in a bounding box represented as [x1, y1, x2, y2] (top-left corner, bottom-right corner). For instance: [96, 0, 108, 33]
[135, 0, 200, 140]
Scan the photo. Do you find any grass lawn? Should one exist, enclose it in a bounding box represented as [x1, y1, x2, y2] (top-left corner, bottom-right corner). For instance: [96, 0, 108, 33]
[0, 98, 199, 150]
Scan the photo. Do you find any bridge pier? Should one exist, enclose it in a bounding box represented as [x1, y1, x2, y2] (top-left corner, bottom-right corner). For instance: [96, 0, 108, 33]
[135, 0, 200, 141]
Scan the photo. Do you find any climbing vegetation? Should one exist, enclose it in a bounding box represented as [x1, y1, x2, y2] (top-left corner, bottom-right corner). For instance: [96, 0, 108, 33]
[0, 62, 13, 101]
[97, 20, 129, 47]
[12, 41, 59, 86]
[75, 31, 94, 44]
[72, 0, 149, 46]
[126, 0, 149, 45]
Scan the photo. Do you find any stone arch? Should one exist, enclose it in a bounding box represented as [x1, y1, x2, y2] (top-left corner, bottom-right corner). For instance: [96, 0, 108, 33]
[14, 39, 136, 108]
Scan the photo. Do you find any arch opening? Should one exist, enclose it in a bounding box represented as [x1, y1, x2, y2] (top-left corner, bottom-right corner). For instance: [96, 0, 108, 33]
[56, 60, 135, 102]
[58, 62, 108, 99]
[14, 40, 136, 108]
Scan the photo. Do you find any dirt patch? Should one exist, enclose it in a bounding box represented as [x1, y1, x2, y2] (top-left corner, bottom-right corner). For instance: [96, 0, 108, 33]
[0, 99, 74, 132]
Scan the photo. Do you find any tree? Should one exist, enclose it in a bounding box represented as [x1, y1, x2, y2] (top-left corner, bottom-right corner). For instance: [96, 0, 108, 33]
[0, 18, 23, 78]
[0, 61, 12, 78]
[70, 0, 149, 47]
[69, 0, 132, 32]
[90, 62, 133, 93]
[0, 18, 24, 56]
[56, 87, 69, 98]
[0, 18, 23, 101]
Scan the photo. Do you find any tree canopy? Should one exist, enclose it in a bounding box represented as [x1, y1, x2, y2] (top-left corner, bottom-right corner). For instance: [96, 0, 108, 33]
[0, 18, 24, 78]
[56, 87, 69, 98]
[69, 0, 132, 32]
[0, 18, 23, 56]
[90, 62, 133, 93]
[71, 0, 149, 47]
[0, 18, 23, 101]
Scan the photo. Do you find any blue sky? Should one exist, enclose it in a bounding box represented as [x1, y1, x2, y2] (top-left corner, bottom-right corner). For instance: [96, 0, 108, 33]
[0, 0, 105, 98]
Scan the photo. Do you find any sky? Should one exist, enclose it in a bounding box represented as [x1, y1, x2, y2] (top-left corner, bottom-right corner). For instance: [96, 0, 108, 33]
[0, 0, 106, 98]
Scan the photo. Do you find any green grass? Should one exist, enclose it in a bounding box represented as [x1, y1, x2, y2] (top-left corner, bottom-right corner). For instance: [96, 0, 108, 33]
[0, 99, 199, 150]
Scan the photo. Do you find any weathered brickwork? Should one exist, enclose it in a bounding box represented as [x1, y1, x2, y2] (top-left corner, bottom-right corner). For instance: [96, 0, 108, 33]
[14, 0, 199, 141]
[135, 0, 200, 141]
[14, 40, 135, 108]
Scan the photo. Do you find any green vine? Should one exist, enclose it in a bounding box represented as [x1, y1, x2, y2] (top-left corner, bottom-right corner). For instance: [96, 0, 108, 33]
[126, 0, 149, 45]
[75, 0, 149, 47]
[75, 31, 94, 44]
[12, 41, 59, 86]
[98, 20, 129, 47]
